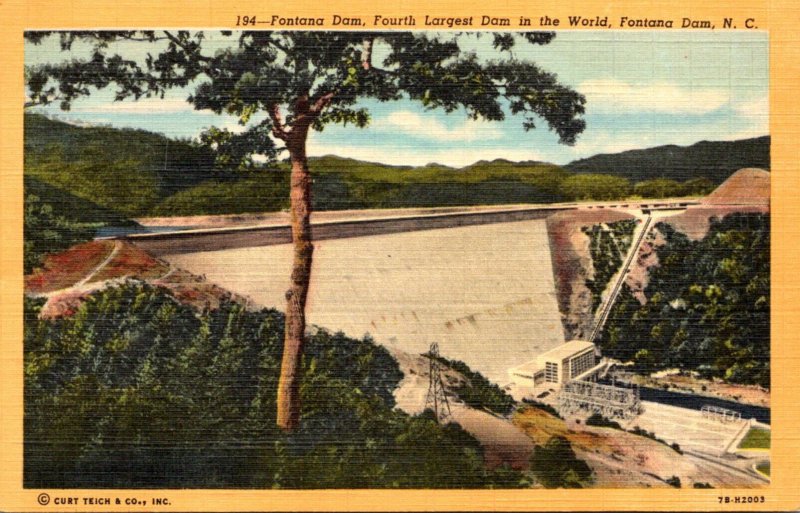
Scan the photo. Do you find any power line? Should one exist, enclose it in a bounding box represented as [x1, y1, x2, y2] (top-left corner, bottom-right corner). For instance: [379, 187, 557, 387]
[425, 342, 452, 422]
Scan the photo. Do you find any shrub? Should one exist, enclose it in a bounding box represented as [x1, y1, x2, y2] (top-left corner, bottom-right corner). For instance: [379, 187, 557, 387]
[530, 436, 593, 488]
[585, 413, 622, 430]
[427, 355, 516, 416]
[521, 399, 562, 419]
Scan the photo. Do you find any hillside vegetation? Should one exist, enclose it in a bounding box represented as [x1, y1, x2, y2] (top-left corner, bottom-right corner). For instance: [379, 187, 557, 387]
[25, 113, 754, 221]
[566, 136, 770, 184]
[23, 176, 139, 273]
[583, 219, 637, 312]
[25, 114, 219, 216]
[24, 282, 526, 488]
[599, 213, 770, 387]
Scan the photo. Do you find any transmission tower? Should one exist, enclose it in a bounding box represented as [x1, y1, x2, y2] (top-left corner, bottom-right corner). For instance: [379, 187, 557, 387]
[425, 342, 452, 422]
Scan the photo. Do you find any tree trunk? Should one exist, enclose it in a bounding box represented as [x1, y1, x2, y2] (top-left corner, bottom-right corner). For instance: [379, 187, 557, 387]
[276, 124, 314, 431]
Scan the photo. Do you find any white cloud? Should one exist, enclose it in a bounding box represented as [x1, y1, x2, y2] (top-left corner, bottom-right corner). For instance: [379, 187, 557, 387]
[733, 95, 769, 132]
[75, 97, 197, 114]
[307, 141, 544, 168]
[217, 117, 250, 134]
[378, 111, 503, 142]
[579, 79, 730, 115]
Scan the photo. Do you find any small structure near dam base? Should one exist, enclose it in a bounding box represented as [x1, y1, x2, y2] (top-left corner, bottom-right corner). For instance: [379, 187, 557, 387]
[558, 379, 642, 421]
[507, 340, 599, 389]
[508, 340, 641, 421]
[701, 404, 742, 424]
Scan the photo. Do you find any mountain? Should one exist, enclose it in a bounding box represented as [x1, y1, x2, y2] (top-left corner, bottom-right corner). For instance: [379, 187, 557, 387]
[25, 113, 768, 219]
[24, 113, 220, 216]
[565, 136, 770, 184]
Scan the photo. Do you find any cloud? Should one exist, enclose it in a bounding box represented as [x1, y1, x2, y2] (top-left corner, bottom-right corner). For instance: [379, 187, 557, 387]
[378, 111, 503, 142]
[733, 95, 768, 132]
[73, 97, 197, 114]
[579, 79, 730, 115]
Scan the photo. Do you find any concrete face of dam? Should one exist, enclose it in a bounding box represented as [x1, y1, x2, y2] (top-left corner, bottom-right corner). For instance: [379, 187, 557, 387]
[165, 219, 564, 385]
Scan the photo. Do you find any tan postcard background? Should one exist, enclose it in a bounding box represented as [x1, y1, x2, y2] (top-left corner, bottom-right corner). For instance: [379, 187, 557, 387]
[1, 0, 799, 510]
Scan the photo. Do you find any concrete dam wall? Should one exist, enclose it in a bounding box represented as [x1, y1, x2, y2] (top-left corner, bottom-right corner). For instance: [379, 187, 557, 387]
[163, 218, 565, 385]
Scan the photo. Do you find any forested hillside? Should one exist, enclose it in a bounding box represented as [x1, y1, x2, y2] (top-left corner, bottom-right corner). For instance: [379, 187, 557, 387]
[23, 177, 139, 273]
[25, 114, 219, 216]
[599, 213, 770, 387]
[566, 137, 770, 184]
[25, 113, 740, 221]
[24, 282, 526, 488]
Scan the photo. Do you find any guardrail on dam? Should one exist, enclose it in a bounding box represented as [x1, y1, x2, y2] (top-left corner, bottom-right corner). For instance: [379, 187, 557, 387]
[122, 206, 573, 256]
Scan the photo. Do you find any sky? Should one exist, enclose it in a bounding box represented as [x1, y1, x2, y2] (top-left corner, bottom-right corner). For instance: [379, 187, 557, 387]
[25, 31, 768, 167]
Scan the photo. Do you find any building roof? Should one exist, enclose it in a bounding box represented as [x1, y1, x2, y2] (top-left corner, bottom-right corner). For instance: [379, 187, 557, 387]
[508, 340, 595, 376]
[539, 340, 595, 361]
[508, 359, 541, 376]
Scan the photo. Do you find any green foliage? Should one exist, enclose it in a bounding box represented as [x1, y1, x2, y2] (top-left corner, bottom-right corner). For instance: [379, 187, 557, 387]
[24, 176, 136, 272]
[26, 31, 587, 156]
[311, 157, 572, 209]
[634, 178, 717, 198]
[24, 193, 95, 273]
[24, 283, 525, 488]
[559, 174, 632, 201]
[566, 137, 770, 184]
[738, 427, 770, 449]
[529, 436, 592, 488]
[693, 481, 714, 488]
[585, 413, 622, 430]
[24, 113, 221, 216]
[627, 426, 679, 452]
[680, 177, 717, 196]
[25, 175, 132, 226]
[755, 462, 770, 477]
[25, 115, 726, 219]
[428, 355, 516, 416]
[521, 399, 562, 419]
[634, 178, 684, 199]
[583, 219, 637, 312]
[600, 214, 770, 387]
[151, 172, 290, 216]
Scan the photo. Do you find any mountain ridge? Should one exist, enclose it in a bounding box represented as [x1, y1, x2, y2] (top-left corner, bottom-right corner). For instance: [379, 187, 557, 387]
[566, 136, 770, 184]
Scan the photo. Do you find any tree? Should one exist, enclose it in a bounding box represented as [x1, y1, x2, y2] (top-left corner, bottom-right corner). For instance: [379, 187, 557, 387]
[530, 436, 592, 488]
[25, 31, 586, 431]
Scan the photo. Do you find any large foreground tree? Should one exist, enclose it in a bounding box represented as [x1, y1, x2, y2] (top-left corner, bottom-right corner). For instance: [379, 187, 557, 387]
[25, 31, 586, 431]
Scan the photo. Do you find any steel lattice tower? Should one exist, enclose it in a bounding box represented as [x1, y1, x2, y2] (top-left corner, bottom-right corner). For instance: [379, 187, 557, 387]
[425, 342, 452, 422]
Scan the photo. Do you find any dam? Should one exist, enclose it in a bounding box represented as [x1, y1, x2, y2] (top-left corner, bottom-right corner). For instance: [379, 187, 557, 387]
[146, 208, 568, 385]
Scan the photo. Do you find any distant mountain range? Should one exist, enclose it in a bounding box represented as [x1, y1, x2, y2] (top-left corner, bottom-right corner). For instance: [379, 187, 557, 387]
[24, 113, 769, 220]
[566, 136, 770, 184]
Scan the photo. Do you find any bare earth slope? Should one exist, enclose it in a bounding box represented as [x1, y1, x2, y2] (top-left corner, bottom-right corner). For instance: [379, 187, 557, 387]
[545, 209, 635, 340]
[702, 168, 770, 206]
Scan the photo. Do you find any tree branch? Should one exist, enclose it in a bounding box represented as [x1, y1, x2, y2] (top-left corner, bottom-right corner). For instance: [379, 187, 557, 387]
[116, 34, 170, 42]
[162, 30, 213, 62]
[269, 103, 289, 140]
[310, 91, 336, 114]
[361, 37, 373, 70]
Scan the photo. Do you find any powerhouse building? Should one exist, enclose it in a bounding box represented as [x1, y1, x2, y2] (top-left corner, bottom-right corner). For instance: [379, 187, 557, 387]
[508, 340, 597, 389]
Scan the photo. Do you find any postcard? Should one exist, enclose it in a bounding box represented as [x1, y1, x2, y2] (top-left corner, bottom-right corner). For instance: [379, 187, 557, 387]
[1, 0, 798, 511]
